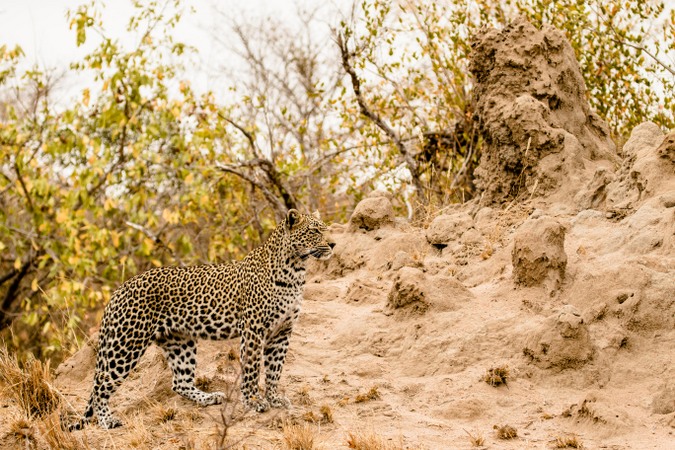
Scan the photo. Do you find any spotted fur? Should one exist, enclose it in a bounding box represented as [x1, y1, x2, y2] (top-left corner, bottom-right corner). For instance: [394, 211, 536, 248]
[70, 209, 334, 429]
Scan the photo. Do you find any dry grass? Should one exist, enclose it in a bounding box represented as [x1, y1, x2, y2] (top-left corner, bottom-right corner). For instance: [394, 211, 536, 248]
[38, 409, 89, 450]
[125, 412, 154, 448]
[337, 396, 350, 407]
[0, 346, 60, 419]
[282, 421, 318, 450]
[482, 366, 509, 387]
[319, 405, 333, 424]
[554, 434, 584, 448]
[494, 424, 518, 440]
[155, 405, 178, 423]
[9, 417, 35, 440]
[227, 346, 239, 362]
[345, 430, 409, 450]
[196, 375, 212, 390]
[296, 386, 312, 406]
[346, 430, 387, 450]
[463, 429, 485, 447]
[302, 410, 318, 423]
[354, 386, 380, 403]
[301, 404, 334, 425]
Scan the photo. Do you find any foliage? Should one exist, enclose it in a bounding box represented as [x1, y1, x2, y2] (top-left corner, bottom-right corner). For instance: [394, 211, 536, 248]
[0, 0, 266, 360]
[338, 0, 482, 212]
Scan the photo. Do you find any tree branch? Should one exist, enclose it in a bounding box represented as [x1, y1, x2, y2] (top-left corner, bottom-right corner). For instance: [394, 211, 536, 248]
[337, 32, 426, 204]
[215, 162, 287, 219]
[218, 112, 263, 158]
[0, 257, 34, 331]
[218, 114, 299, 212]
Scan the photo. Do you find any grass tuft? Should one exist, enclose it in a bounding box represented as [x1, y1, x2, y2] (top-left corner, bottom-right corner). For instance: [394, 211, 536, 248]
[282, 421, 317, 450]
[346, 430, 385, 450]
[9, 417, 34, 439]
[0, 346, 60, 419]
[38, 409, 89, 450]
[195, 376, 212, 390]
[345, 430, 410, 450]
[554, 434, 584, 448]
[296, 386, 312, 406]
[157, 406, 178, 423]
[463, 429, 485, 447]
[494, 424, 518, 440]
[319, 404, 334, 424]
[354, 386, 380, 403]
[482, 366, 509, 387]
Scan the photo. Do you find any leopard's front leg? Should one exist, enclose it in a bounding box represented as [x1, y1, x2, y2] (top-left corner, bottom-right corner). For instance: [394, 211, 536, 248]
[239, 327, 269, 412]
[263, 325, 292, 408]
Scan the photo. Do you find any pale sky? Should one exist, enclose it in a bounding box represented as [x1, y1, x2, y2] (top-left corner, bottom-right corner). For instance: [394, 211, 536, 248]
[0, 0, 349, 102]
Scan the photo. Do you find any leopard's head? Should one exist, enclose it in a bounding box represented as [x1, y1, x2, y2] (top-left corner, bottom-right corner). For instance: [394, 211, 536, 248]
[286, 209, 334, 261]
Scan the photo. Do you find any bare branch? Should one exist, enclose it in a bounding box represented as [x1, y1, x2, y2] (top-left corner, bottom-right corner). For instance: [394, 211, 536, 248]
[608, 36, 675, 77]
[214, 162, 287, 219]
[125, 221, 161, 243]
[337, 32, 426, 203]
[218, 112, 263, 158]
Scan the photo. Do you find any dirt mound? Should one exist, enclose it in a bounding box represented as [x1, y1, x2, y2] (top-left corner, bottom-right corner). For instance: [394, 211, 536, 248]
[511, 216, 567, 291]
[2, 16, 672, 450]
[470, 16, 617, 205]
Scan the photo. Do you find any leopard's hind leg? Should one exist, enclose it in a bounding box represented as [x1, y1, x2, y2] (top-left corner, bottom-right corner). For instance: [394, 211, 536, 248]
[84, 331, 151, 429]
[154, 334, 224, 405]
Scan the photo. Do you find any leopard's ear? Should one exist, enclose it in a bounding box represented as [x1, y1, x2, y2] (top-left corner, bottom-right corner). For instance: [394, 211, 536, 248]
[287, 209, 301, 229]
[312, 210, 321, 220]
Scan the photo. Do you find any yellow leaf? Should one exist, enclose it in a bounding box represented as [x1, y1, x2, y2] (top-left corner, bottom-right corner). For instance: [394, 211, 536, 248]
[141, 237, 155, 255]
[0, 241, 5, 252]
[31, 278, 39, 292]
[184, 172, 194, 185]
[200, 194, 209, 207]
[104, 198, 115, 211]
[111, 232, 120, 248]
[14, 257, 22, 270]
[56, 209, 68, 224]
[162, 208, 178, 224]
[151, 259, 162, 267]
[82, 88, 90, 106]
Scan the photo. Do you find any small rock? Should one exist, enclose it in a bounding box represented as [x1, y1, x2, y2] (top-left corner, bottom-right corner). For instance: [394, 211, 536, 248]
[512, 217, 567, 289]
[349, 197, 395, 232]
[426, 213, 474, 246]
[460, 228, 483, 246]
[390, 251, 421, 271]
[652, 381, 675, 414]
[523, 305, 593, 370]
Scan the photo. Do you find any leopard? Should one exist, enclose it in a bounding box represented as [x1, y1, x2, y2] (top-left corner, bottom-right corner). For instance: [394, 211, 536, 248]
[69, 209, 334, 430]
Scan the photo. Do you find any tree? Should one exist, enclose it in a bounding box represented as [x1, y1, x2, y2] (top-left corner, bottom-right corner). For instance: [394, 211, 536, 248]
[0, 0, 259, 359]
[210, 3, 355, 222]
